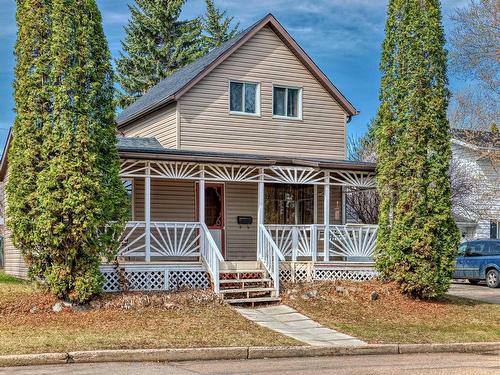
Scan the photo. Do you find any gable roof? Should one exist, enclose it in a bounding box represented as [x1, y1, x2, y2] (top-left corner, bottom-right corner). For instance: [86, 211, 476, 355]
[451, 128, 499, 150]
[116, 13, 358, 127]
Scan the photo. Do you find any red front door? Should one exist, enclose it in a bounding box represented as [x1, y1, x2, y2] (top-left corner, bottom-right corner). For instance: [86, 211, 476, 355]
[197, 183, 225, 257]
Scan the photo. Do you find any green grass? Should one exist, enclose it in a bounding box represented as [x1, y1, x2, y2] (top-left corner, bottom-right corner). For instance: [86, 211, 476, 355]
[0, 271, 26, 284]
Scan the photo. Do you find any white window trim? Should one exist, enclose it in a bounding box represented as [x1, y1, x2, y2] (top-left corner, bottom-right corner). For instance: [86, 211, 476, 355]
[122, 178, 134, 220]
[272, 85, 303, 120]
[228, 80, 261, 117]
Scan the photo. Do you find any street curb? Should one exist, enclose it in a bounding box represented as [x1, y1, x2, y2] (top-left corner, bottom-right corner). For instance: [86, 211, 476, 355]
[1, 342, 499, 367]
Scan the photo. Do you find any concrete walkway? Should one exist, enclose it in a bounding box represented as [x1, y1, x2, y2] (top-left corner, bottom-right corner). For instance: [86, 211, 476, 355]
[236, 305, 365, 346]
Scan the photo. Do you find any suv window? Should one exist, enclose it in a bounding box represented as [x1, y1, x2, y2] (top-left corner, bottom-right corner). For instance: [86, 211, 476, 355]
[486, 241, 500, 256]
[467, 241, 486, 256]
[457, 243, 466, 256]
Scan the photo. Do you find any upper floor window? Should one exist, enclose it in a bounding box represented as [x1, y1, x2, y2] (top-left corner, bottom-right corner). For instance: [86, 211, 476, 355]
[273, 86, 302, 119]
[229, 81, 259, 115]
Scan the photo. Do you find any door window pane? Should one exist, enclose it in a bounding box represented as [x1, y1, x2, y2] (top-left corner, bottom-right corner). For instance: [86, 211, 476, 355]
[205, 186, 223, 227]
[273, 87, 286, 116]
[244, 83, 257, 113]
[230, 82, 243, 112]
[287, 88, 299, 117]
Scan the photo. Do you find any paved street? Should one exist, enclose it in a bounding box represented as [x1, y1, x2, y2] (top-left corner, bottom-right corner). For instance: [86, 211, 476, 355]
[2, 352, 499, 375]
[448, 282, 500, 304]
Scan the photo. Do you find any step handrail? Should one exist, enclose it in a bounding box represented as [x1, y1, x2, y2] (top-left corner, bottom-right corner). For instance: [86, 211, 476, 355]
[257, 224, 285, 295]
[200, 223, 224, 293]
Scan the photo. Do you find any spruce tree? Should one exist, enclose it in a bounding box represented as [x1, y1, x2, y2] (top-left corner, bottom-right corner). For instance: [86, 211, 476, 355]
[374, 0, 460, 298]
[202, 0, 239, 51]
[115, 0, 204, 108]
[7, 0, 52, 273]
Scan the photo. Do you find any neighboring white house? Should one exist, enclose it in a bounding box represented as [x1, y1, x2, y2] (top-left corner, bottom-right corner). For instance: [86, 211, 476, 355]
[451, 129, 499, 240]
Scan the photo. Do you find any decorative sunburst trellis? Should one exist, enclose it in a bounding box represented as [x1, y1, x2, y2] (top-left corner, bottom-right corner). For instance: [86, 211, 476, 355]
[329, 171, 376, 189]
[150, 161, 200, 179]
[204, 164, 260, 182]
[265, 225, 316, 259]
[329, 225, 378, 259]
[265, 166, 325, 184]
[119, 159, 376, 188]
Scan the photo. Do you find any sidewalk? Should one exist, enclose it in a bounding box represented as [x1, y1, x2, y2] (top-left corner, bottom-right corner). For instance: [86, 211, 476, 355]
[236, 305, 365, 346]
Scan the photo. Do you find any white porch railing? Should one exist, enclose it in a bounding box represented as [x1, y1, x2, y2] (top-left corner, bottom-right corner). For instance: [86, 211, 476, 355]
[329, 224, 378, 260]
[265, 225, 317, 261]
[117, 221, 223, 292]
[257, 224, 285, 295]
[264, 224, 378, 262]
[199, 223, 224, 293]
[118, 221, 203, 258]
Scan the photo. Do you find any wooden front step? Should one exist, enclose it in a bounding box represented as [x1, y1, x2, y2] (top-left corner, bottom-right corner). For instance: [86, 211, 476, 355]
[225, 296, 281, 306]
[218, 261, 278, 305]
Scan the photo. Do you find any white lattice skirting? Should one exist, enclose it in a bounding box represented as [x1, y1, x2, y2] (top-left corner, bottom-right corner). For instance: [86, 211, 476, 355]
[280, 262, 378, 283]
[100, 264, 210, 292]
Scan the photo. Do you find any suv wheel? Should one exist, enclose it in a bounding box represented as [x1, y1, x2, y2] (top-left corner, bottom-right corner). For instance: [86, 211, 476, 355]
[468, 279, 480, 285]
[486, 269, 499, 288]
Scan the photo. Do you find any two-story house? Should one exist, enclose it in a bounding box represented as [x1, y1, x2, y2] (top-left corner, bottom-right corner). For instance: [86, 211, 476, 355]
[451, 129, 500, 240]
[1, 14, 377, 303]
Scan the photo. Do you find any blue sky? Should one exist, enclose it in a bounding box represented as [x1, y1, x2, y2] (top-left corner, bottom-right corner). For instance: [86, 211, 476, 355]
[0, 0, 468, 155]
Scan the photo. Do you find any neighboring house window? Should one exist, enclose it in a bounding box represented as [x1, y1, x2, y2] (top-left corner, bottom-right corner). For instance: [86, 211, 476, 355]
[273, 86, 302, 119]
[122, 179, 134, 220]
[229, 81, 259, 115]
[491, 220, 499, 239]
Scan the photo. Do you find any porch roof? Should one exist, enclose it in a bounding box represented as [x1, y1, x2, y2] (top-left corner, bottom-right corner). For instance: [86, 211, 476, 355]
[117, 137, 376, 172]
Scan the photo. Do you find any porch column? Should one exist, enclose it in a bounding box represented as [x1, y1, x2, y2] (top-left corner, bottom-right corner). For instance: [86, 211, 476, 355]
[198, 169, 206, 256]
[198, 170, 205, 224]
[145, 162, 151, 262]
[257, 169, 264, 255]
[323, 172, 330, 262]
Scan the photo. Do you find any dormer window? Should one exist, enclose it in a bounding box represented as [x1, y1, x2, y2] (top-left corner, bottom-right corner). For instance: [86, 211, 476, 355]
[273, 86, 302, 119]
[229, 81, 260, 115]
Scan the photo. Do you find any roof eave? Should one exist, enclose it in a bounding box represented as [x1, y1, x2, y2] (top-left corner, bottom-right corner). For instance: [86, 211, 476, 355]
[117, 95, 175, 128]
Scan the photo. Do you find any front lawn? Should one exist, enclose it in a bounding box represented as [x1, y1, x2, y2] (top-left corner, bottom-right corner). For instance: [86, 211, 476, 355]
[0, 272, 297, 355]
[282, 280, 500, 344]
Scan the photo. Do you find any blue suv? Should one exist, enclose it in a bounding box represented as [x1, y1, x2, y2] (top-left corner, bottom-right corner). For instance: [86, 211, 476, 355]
[454, 239, 500, 288]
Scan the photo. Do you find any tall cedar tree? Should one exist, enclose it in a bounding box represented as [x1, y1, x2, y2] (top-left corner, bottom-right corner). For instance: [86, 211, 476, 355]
[7, 0, 52, 267]
[202, 0, 239, 50]
[375, 0, 460, 298]
[115, 0, 204, 108]
[8, 0, 129, 303]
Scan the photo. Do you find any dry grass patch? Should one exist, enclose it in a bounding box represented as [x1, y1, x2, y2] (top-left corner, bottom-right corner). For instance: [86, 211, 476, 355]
[283, 280, 500, 344]
[0, 273, 297, 355]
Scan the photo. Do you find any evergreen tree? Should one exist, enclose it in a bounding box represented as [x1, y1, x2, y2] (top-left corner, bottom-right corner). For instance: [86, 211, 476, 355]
[115, 0, 204, 108]
[8, 0, 128, 303]
[7, 0, 52, 273]
[374, 0, 460, 298]
[202, 0, 239, 51]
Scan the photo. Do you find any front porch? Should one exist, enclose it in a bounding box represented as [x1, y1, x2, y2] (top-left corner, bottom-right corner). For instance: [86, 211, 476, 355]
[103, 145, 378, 299]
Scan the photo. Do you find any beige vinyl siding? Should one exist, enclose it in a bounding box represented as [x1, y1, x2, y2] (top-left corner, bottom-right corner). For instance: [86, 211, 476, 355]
[120, 102, 178, 149]
[133, 179, 195, 221]
[1, 172, 28, 278]
[225, 182, 258, 260]
[179, 26, 347, 159]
